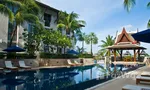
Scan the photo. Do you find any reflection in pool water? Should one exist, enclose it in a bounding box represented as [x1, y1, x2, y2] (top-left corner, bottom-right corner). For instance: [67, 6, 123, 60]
[0, 64, 139, 90]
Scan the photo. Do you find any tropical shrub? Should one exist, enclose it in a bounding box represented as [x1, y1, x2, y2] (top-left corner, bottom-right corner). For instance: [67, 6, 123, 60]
[40, 52, 78, 59]
[6, 53, 36, 59]
[79, 54, 93, 58]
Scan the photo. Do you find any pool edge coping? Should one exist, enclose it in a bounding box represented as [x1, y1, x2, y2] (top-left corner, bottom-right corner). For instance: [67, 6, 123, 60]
[86, 66, 147, 90]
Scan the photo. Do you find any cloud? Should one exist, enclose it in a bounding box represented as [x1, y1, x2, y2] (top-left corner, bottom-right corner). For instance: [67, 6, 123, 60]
[120, 24, 133, 30]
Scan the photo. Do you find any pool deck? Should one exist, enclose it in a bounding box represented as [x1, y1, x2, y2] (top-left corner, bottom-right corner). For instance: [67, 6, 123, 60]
[87, 66, 150, 90]
[113, 61, 144, 65]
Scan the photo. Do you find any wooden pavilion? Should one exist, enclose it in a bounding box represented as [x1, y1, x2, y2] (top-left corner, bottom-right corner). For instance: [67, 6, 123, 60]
[107, 28, 146, 62]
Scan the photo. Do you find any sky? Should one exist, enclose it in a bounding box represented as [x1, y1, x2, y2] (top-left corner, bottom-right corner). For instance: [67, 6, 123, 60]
[41, 0, 150, 54]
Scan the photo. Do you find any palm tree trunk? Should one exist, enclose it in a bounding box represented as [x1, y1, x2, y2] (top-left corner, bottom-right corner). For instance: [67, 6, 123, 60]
[91, 40, 93, 55]
[9, 25, 17, 47]
[82, 41, 84, 53]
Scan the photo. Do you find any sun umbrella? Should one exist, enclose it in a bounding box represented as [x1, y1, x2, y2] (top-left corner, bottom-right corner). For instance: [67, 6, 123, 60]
[132, 29, 150, 43]
[67, 50, 79, 55]
[3, 45, 25, 52]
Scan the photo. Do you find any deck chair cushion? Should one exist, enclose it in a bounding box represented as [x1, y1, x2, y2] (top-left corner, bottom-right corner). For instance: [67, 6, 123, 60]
[19, 61, 30, 68]
[141, 71, 150, 77]
[5, 61, 18, 69]
[137, 75, 150, 80]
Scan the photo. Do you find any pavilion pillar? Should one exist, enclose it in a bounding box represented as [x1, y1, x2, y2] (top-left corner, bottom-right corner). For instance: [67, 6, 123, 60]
[120, 50, 123, 61]
[138, 49, 140, 61]
[134, 49, 136, 62]
[114, 49, 116, 62]
[108, 49, 111, 56]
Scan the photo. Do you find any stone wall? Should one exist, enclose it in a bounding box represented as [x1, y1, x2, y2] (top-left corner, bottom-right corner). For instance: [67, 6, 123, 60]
[39, 58, 80, 66]
[39, 58, 94, 66]
[83, 58, 94, 65]
[0, 58, 94, 68]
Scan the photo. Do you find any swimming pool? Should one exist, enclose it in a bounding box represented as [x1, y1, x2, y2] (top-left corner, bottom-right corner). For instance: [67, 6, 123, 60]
[0, 64, 140, 90]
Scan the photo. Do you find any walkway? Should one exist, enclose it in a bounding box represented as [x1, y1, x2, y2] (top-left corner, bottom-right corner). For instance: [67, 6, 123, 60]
[87, 66, 150, 90]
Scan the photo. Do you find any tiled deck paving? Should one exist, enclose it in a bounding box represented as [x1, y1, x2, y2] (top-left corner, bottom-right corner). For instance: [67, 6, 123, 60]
[87, 66, 150, 90]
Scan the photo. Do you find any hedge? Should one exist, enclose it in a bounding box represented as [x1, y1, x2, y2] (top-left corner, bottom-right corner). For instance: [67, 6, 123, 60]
[40, 53, 93, 59]
[0, 52, 93, 59]
[40, 53, 78, 59]
[0, 53, 36, 59]
[79, 54, 93, 58]
[7, 53, 36, 59]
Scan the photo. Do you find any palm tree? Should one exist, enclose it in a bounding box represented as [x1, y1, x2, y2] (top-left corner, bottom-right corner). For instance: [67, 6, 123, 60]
[123, 0, 136, 12]
[99, 35, 114, 56]
[85, 32, 98, 55]
[57, 11, 86, 38]
[123, 0, 150, 27]
[0, 0, 40, 46]
[78, 32, 86, 53]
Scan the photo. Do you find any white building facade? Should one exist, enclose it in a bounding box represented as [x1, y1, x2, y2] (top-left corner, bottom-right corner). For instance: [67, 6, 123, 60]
[0, 1, 71, 53]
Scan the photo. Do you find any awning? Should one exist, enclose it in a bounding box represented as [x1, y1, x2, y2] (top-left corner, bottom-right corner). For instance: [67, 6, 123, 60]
[132, 29, 150, 43]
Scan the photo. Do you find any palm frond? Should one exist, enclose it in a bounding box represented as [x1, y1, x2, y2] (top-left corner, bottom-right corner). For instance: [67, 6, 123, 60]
[78, 20, 86, 25]
[0, 0, 22, 7]
[147, 19, 150, 29]
[57, 24, 66, 28]
[124, 0, 136, 12]
[147, 2, 150, 8]
[0, 4, 14, 22]
[15, 12, 39, 25]
[23, 13, 39, 23]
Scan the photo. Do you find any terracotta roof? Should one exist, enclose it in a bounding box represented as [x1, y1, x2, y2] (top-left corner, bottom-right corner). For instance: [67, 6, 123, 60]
[115, 28, 138, 45]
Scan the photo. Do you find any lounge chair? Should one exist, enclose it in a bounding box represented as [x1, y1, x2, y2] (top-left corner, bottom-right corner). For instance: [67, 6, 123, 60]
[136, 75, 150, 84]
[19, 61, 31, 69]
[122, 85, 150, 90]
[74, 60, 82, 65]
[5, 61, 18, 70]
[67, 59, 76, 66]
[143, 57, 150, 65]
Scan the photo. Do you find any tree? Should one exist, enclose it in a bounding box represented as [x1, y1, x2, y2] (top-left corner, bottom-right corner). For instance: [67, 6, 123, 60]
[85, 32, 98, 55]
[78, 32, 86, 53]
[0, 0, 40, 46]
[123, 0, 150, 28]
[58, 35, 72, 54]
[23, 23, 44, 55]
[99, 35, 115, 56]
[57, 11, 86, 39]
[42, 29, 71, 54]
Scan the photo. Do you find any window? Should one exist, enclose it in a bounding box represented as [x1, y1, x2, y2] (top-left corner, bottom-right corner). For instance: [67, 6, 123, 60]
[28, 24, 34, 32]
[44, 13, 51, 27]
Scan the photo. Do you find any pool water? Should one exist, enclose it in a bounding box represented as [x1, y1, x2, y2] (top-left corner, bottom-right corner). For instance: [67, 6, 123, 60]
[0, 64, 139, 90]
